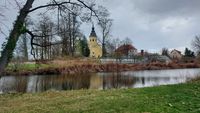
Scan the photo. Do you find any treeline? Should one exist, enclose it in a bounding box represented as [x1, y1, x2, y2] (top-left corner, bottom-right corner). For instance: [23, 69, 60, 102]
[10, 2, 114, 62]
[14, 14, 90, 61]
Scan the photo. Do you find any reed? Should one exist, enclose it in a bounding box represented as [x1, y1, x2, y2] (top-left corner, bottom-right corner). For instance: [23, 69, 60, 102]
[3, 60, 200, 76]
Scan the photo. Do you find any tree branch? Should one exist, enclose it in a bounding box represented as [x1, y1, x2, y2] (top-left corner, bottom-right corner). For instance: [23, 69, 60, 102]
[77, 0, 100, 22]
[29, 1, 80, 13]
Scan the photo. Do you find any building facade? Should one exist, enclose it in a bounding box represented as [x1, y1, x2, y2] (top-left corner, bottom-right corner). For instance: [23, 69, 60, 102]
[170, 49, 182, 60]
[115, 44, 137, 58]
[88, 26, 102, 58]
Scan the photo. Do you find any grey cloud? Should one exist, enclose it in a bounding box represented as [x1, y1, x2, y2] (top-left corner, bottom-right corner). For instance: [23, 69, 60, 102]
[132, 0, 200, 17]
[97, 0, 200, 52]
[1, 0, 200, 52]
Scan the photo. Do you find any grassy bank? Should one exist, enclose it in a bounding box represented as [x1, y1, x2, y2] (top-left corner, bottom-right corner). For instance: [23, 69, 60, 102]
[1, 81, 200, 113]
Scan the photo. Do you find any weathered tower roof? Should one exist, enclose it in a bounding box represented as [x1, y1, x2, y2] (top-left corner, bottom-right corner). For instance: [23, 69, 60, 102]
[89, 25, 97, 37]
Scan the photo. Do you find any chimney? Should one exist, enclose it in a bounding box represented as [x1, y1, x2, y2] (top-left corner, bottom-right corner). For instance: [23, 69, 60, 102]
[141, 50, 144, 56]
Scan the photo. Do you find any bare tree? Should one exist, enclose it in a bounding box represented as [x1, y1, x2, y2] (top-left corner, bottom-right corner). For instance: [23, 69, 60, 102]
[121, 37, 133, 45]
[192, 36, 200, 55]
[60, 17, 70, 56]
[0, 0, 100, 73]
[58, 5, 82, 56]
[0, 2, 8, 35]
[97, 6, 113, 57]
[0, 7, 5, 35]
[105, 38, 120, 56]
[33, 14, 55, 60]
[0, 0, 35, 74]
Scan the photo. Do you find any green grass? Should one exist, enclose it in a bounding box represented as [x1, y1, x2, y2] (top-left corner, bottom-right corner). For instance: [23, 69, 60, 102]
[1, 81, 200, 113]
[6, 63, 50, 72]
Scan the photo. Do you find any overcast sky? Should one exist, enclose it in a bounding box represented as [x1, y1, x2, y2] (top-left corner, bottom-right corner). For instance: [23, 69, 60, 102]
[1, 0, 200, 53]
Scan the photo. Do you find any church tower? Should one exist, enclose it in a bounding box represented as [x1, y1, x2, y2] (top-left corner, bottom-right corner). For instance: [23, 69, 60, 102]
[88, 26, 102, 58]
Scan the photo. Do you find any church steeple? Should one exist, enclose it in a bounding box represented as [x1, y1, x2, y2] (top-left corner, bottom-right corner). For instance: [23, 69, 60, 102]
[88, 24, 102, 58]
[89, 25, 97, 37]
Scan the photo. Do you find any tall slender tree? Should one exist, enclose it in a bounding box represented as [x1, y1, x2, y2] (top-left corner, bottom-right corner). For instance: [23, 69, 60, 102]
[192, 36, 200, 55]
[32, 15, 53, 60]
[97, 6, 113, 57]
[0, 0, 34, 73]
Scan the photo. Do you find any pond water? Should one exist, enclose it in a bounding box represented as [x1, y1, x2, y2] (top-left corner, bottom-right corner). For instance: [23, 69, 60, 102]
[0, 68, 200, 94]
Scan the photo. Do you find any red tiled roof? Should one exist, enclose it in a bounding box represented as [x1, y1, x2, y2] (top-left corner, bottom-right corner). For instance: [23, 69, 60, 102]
[115, 44, 137, 55]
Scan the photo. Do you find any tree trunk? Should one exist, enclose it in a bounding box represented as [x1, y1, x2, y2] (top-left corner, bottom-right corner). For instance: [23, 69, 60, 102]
[102, 30, 106, 57]
[0, 0, 34, 74]
[68, 13, 72, 56]
[72, 15, 76, 57]
[22, 34, 29, 61]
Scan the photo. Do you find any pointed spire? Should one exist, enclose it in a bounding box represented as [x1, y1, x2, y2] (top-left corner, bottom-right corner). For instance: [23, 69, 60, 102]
[92, 23, 95, 31]
[90, 24, 97, 37]
[92, 24, 95, 32]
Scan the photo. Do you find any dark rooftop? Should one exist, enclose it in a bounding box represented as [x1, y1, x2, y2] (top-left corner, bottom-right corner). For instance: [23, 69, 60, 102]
[89, 25, 97, 37]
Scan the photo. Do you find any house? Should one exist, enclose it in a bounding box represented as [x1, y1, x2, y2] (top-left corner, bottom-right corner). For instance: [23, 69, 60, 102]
[169, 49, 182, 60]
[88, 26, 102, 58]
[115, 44, 137, 58]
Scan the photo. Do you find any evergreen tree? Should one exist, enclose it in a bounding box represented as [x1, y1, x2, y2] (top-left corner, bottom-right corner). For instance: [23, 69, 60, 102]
[184, 48, 195, 57]
[80, 36, 90, 57]
[161, 48, 169, 56]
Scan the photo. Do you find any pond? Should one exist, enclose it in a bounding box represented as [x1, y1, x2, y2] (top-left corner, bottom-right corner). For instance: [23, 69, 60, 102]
[0, 68, 200, 94]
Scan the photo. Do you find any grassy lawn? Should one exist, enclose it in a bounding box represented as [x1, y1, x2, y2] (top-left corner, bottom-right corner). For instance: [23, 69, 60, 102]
[0, 81, 200, 113]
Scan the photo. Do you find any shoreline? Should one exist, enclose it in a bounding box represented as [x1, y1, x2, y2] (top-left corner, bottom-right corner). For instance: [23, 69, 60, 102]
[3, 62, 200, 76]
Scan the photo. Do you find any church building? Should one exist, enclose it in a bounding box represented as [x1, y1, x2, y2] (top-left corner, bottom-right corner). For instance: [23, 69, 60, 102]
[88, 26, 102, 58]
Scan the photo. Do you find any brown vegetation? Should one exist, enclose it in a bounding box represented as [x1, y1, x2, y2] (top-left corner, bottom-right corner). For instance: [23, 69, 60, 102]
[3, 59, 200, 76]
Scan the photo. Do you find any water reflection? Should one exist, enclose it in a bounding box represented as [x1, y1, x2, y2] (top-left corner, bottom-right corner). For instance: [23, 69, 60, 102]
[0, 68, 200, 94]
[26, 74, 92, 93]
[102, 74, 137, 89]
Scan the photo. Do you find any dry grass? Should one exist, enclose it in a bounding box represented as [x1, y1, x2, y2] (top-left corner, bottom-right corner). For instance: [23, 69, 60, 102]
[49, 58, 100, 68]
[4, 58, 200, 76]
